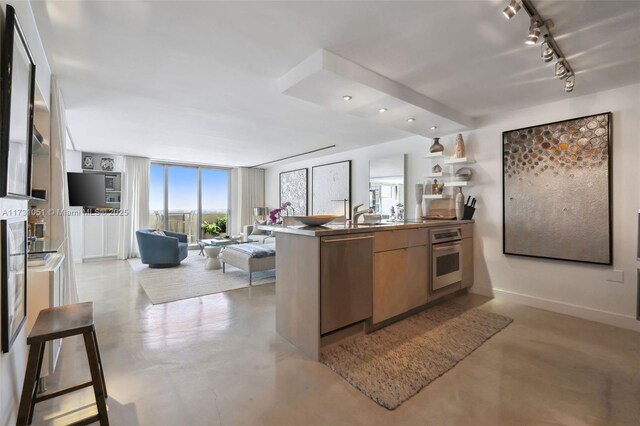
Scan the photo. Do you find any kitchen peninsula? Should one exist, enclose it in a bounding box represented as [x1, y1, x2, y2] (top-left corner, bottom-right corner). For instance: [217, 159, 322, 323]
[259, 220, 474, 360]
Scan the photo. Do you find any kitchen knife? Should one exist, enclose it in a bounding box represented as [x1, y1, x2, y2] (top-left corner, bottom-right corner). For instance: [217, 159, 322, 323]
[466, 196, 471, 206]
[471, 198, 476, 207]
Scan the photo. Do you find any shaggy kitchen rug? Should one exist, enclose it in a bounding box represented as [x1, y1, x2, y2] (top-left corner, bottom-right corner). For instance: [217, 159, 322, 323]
[128, 252, 275, 304]
[320, 301, 512, 410]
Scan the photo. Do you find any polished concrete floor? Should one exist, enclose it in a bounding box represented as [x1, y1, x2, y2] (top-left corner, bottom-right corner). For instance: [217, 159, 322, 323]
[31, 258, 640, 425]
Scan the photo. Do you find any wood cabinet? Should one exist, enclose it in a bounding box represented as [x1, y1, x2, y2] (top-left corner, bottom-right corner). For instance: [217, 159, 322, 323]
[27, 254, 65, 379]
[461, 236, 474, 289]
[373, 231, 430, 324]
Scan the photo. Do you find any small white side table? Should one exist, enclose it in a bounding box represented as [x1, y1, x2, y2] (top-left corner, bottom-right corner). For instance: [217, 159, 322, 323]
[204, 246, 222, 270]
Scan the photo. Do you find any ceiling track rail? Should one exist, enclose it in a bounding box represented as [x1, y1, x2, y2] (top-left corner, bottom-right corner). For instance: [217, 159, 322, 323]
[250, 145, 336, 168]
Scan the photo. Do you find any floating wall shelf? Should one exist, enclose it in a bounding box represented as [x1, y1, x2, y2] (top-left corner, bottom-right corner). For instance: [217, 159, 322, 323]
[423, 194, 451, 200]
[444, 157, 475, 165]
[444, 181, 470, 187]
[424, 152, 444, 158]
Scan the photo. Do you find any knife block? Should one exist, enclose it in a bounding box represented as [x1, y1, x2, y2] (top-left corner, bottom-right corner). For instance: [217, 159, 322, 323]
[462, 205, 476, 220]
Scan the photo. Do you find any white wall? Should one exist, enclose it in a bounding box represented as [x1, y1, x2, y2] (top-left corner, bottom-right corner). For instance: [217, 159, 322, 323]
[266, 135, 441, 218]
[265, 83, 640, 332]
[0, 2, 52, 424]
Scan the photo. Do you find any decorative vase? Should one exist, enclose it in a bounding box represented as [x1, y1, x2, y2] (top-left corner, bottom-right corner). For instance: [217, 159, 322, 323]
[432, 164, 442, 173]
[454, 134, 466, 158]
[455, 187, 465, 220]
[414, 184, 424, 219]
[429, 137, 444, 153]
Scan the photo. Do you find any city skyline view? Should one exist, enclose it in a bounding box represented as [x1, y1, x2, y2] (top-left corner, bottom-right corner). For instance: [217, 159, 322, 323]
[149, 164, 229, 213]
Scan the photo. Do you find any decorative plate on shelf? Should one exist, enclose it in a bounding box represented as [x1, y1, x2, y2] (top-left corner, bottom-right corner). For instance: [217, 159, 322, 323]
[454, 167, 472, 181]
[100, 158, 115, 171]
[82, 155, 94, 169]
[291, 215, 337, 227]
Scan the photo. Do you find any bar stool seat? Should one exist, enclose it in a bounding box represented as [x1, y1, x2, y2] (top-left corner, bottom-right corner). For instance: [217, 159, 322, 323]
[17, 302, 109, 426]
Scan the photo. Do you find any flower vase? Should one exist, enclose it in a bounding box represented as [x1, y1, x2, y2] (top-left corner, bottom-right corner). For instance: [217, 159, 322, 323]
[414, 184, 424, 219]
[455, 187, 465, 220]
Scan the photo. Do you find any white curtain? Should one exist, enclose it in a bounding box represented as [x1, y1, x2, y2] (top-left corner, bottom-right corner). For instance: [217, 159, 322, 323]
[117, 156, 150, 259]
[50, 78, 78, 303]
[230, 167, 265, 235]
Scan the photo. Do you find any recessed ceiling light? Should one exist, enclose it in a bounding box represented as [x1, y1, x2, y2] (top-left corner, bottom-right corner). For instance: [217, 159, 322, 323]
[406, 118, 415, 123]
[378, 108, 387, 113]
[430, 126, 437, 130]
[342, 95, 352, 101]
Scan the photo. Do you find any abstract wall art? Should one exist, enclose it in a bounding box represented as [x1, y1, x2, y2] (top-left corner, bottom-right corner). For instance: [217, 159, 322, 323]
[503, 112, 612, 265]
[312, 161, 351, 218]
[279, 168, 308, 215]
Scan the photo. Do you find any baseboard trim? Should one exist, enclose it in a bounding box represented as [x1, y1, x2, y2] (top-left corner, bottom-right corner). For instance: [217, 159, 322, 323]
[469, 285, 640, 332]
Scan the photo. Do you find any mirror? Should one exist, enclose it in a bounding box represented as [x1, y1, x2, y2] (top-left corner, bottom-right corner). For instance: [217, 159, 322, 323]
[369, 154, 406, 220]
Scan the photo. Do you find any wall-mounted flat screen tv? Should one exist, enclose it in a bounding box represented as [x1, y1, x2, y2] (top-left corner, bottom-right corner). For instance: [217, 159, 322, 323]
[67, 172, 105, 207]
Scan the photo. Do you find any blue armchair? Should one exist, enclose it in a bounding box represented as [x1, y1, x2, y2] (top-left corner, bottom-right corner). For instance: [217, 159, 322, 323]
[136, 229, 189, 268]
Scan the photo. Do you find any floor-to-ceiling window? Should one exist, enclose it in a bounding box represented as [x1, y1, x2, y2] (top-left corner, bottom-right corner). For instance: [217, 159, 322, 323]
[149, 163, 229, 244]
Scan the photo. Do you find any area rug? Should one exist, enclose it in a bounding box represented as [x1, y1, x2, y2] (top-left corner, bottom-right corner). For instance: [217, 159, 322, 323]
[320, 301, 512, 410]
[128, 253, 275, 304]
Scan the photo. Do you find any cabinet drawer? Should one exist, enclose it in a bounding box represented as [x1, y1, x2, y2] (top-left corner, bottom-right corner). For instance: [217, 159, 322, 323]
[374, 229, 428, 252]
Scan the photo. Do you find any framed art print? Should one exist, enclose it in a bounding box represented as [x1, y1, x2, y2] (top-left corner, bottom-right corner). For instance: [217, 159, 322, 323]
[0, 5, 36, 199]
[312, 160, 351, 219]
[279, 168, 308, 215]
[1, 217, 28, 352]
[503, 112, 612, 265]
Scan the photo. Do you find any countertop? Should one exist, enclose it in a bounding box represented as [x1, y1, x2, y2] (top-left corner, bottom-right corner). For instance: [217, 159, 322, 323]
[257, 219, 474, 237]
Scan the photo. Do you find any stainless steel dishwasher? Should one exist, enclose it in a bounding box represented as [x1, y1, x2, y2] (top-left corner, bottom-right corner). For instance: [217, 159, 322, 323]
[320, 234, 373, 334]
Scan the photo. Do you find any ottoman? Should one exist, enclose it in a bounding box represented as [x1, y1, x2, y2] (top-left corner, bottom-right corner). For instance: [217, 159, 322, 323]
[219, 243, 276, 285]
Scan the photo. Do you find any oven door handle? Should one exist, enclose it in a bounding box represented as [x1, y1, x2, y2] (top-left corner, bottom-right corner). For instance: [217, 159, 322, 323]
[433, 244, 460, 251]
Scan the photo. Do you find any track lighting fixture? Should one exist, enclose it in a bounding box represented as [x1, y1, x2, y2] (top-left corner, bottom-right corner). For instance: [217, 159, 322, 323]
[502, 0, 521, 19]
[564, 74, 575, 92]
[503, 0, 576, 93]
[525, 20, 541, 45]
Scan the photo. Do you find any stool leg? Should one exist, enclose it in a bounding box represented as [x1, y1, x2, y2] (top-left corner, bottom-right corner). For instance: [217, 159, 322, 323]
[17, 342, 43, 426]
[83, 332, 109, 425]
[92, 330, 108, 398]
[27, 342, 47, 424]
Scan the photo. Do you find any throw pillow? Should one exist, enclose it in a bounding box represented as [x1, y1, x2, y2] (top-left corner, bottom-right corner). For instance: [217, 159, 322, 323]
[250, 220, 268, 236]
[151, 230, 166, 236]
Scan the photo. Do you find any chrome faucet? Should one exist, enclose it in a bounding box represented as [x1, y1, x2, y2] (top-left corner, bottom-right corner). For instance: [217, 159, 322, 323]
[352, 204, 373, 225]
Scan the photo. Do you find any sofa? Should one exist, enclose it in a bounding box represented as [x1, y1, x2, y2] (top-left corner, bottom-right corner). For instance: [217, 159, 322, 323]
[136, 229, 189, 268]
[242, 225, 275, 245]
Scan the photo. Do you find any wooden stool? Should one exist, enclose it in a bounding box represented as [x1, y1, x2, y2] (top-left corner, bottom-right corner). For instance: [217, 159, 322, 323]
[17, 302, 109, 426]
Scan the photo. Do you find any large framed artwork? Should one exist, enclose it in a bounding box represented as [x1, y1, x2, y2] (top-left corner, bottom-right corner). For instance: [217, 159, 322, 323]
[503, 112, 612, 265]
[0, 5, 36, 199]
[1, 217, 28, 352]
[279, 168, 308, 215]
[312, 160, 351, 218]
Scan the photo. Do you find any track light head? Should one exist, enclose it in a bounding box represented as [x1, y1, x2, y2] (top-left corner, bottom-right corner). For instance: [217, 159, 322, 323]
[502, 0, 521, 19]
[526, 20, 541, 45]
[555, 60, 568, 79]
[541, 40, 554, 63]
[564, 74, 575, 92]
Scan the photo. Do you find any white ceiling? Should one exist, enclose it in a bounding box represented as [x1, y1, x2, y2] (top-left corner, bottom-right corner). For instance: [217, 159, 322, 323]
[31, 1, 640, 167]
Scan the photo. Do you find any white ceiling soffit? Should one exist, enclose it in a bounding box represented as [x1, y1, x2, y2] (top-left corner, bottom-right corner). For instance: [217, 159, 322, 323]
[279, 50, 474, 138]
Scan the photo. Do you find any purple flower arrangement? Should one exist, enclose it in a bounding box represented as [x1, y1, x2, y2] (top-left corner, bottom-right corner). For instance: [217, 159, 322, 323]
[269, 202, 292, 224]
